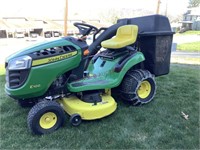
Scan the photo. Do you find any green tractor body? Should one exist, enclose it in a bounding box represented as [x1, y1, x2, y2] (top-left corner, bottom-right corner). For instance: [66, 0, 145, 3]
[4, 15, 174, 134]
[5, 38, 82, 99]
[5, 37, 144, 98]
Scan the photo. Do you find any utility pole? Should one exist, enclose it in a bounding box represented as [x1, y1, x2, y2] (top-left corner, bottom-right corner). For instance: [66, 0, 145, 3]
[64, 0, 68, 36]
[165, 0, 168, 16]
[156, 0, 161, 14]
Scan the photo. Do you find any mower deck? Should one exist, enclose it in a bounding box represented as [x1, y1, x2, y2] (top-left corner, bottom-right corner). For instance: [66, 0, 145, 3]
[59, 94, 117, 120]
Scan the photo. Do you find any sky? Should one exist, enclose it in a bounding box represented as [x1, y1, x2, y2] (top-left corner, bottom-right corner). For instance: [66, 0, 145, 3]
[0, 0, 189, 19]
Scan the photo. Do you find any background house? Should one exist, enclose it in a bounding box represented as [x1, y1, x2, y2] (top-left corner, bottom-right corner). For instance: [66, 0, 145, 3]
[180, 6, 200, 30]
[0, 17, 107, 38]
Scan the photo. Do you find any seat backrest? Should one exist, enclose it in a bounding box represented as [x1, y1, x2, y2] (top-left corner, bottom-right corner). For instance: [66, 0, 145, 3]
[88, 21, 127, 56]
[116, 25, 138, 39]
[101, 25, 138, 49]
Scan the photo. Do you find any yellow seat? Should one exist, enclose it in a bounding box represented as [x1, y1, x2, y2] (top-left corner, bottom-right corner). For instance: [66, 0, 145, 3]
[101, 25, 138, 49]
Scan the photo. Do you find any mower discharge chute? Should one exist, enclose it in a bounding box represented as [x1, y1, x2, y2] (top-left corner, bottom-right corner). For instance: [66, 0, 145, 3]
[5, 15, 174, 134]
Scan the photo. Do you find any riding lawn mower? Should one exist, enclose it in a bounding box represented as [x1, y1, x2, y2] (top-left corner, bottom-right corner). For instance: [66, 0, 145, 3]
[5, 15, 174, 134]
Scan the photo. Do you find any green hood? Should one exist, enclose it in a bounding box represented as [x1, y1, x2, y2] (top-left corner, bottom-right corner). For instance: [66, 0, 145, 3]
[6, 38, 80, 62]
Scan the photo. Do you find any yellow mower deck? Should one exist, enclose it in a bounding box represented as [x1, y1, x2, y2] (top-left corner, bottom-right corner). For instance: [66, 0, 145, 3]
[59, 94, 117, 120]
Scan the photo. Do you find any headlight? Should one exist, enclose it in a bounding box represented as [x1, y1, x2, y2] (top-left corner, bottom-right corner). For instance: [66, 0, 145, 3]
[8, 55, 32, 70]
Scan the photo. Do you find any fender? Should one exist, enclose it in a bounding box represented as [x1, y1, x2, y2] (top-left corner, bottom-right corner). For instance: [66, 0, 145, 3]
[68, 51, 145, 92]
[110, 51, 145, 87]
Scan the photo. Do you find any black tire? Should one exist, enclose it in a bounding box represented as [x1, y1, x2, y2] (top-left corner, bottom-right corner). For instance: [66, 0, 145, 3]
[27, 100, 66, 135]
[121, 69, 156, 106]
[70, 114, 82, 126]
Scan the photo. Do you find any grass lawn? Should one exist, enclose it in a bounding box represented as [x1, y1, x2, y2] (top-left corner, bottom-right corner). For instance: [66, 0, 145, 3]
[0, 64, 199, 149]
[171, 56, 200, 65]
[177, 41, 200, 52]
[176, 30, 200, 36]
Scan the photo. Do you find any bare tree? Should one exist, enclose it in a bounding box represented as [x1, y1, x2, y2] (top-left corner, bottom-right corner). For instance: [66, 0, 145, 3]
[99, 8, 154, 24]
[167, 14, 183, 23]
[188, 0, 200, 8]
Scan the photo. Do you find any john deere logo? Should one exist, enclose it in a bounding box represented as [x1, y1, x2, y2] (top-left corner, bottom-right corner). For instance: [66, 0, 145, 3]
[32, 51, 77, 66]
[48, 52, 76, 63]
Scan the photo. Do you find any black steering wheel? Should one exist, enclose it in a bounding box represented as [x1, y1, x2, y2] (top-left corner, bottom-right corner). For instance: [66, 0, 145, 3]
[74, 22, 98, 36]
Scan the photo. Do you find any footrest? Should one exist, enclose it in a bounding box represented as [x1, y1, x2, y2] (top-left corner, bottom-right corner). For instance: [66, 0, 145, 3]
[71, 80, 109, 87]
[68, 77, 112, 92]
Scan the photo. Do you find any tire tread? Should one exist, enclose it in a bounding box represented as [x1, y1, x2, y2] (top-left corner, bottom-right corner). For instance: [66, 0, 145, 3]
[120, 69, 156, 106]
[27, 100, 65, 134]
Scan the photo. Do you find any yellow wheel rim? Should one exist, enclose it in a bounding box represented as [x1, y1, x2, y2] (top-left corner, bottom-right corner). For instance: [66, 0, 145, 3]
[39, 112, 57, 129]
[137, 81, 151, 99]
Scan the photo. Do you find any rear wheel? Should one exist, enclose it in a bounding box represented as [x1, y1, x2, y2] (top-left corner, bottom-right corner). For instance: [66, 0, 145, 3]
[27, 100, 66, 135]
[121, 69, 156, 106]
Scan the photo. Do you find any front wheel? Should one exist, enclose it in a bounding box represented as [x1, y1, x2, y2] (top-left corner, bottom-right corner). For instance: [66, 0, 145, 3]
[27, 100, 66, 135]
[121, 69, 156, 106]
